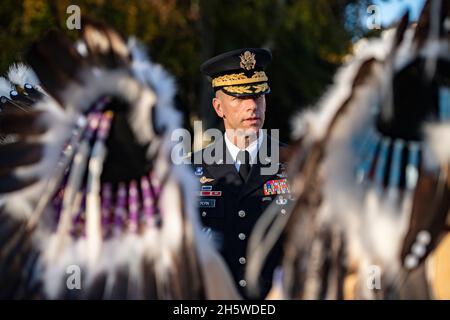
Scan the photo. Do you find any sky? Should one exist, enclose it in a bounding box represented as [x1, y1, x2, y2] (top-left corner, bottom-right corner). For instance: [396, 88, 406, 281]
[371, 0, 426, 27]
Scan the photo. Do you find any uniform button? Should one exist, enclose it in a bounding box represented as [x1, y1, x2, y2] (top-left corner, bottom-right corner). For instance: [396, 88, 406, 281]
[201, 211, 207, 217]
[239, 280, 247, 287]
[239, 257, 246, 264]
[238, 210, 246, 218]
[417, 230, 431, 245]
[281, 209, 286, 215]
[404, 254, 418, 270]
[238, 233, 246, 240]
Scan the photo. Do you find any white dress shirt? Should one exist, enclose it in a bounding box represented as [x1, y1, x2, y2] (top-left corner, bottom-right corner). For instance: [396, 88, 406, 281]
[224, 129, 264, 172]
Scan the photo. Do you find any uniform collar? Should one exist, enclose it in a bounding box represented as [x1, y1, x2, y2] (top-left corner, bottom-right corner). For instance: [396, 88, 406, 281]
[224, 129, 263, 165]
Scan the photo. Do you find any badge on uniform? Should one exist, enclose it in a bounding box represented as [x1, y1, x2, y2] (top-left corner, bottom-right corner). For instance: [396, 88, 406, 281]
[201, 185, 212, 191]
[195, 167, 203, 176]
[263, 178, 290, 195]
[276, 195, 288, 205]
[200, 176, 214, 184]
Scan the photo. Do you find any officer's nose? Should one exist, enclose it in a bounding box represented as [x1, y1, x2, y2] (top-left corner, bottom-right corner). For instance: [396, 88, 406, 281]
[242, 97, 258, 111]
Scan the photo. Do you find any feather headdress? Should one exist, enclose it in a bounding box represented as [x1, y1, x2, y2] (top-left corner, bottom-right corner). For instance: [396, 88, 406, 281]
[0, 20, 238, 299]
[247, 0, 450, 300]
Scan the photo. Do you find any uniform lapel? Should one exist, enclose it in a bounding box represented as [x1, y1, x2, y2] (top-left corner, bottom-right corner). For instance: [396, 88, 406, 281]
[202, 136, 243, 195]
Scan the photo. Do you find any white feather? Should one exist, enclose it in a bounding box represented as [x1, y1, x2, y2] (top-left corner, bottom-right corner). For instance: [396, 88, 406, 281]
[291, 29, 395, 143]
[14, 98, 77, 184]
[0, 96, 77, 225]
[128, 38, 179, 142]
[424, 122, 450, 169]
[7, 63, 40, 87]
[0, 77, 13, 97]
[85, 136, 107, 267]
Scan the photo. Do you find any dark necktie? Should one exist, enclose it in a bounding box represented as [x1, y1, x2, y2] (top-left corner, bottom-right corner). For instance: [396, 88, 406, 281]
[237, 150, 251, 181]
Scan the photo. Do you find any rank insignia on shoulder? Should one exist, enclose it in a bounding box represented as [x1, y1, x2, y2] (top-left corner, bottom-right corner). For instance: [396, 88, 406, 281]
[195, 166, 203, 176]
[200, 176, 214, 184]
[264, 178, 290, 196]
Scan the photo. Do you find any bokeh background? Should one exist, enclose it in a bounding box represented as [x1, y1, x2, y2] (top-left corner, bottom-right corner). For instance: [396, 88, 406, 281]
[0, 0, 426, 144]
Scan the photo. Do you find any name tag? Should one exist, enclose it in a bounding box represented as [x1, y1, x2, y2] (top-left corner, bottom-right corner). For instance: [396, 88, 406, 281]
[199, 199, 216, 208]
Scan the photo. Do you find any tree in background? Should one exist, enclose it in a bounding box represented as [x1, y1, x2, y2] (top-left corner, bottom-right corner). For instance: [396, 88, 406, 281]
[0, 0, 369, 143]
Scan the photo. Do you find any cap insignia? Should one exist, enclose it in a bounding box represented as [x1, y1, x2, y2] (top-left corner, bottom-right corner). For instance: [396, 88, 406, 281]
[240, 51, 256, 70]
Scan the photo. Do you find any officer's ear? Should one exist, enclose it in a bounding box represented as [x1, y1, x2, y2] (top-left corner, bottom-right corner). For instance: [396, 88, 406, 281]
[212, 95, 225, 118]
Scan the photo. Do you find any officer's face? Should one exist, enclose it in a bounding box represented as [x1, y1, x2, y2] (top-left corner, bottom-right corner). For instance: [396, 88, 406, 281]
[212, 90, 266, 135]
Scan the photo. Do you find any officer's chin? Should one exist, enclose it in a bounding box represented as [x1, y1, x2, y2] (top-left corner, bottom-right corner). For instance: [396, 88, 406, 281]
[241, 122, 262, 134]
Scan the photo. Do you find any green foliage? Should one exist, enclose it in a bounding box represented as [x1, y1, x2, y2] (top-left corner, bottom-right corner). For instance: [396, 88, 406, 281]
[0, 0, 368, 142]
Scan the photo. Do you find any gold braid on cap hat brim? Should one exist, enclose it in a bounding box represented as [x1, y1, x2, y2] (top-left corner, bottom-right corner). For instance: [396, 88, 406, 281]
[223, 83, 269, 94]
[212, 71, 268, 87]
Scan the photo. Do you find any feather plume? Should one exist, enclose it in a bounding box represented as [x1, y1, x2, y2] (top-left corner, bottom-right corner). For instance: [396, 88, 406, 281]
[7, 63, 40, 88]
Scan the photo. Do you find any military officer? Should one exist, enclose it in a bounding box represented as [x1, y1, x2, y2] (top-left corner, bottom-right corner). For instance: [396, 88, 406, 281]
[191, 48, 291, 299]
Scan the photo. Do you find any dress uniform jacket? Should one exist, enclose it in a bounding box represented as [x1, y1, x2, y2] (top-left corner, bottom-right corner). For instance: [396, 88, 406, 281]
[191, 132, 291, 299]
